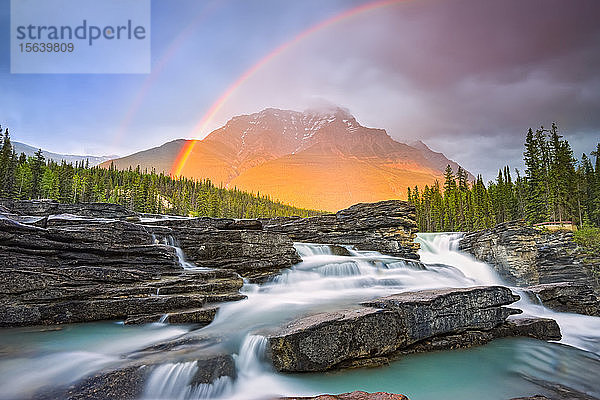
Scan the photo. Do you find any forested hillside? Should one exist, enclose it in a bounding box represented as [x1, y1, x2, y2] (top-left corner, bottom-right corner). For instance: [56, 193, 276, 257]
[408, 123, 600, 232]
[0, 127, 320, 218]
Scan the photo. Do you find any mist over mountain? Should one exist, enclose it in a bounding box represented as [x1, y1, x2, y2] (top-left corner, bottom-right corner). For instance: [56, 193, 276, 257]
[102, 108, 472, 211]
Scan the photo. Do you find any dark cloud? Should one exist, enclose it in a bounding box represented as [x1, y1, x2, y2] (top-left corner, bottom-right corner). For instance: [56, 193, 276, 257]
[216, 0, 600, 179]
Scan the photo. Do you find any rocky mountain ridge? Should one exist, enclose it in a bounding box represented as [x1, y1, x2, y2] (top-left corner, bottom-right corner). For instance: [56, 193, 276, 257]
[101, 107, 472, 211]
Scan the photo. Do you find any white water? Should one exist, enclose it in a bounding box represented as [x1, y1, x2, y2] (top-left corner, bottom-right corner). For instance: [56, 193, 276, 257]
[0, 323, 190, 399]
[2, 234, 599, 399]
[140, 235, 600, 399]
[158, 234, 208, 271]
[415, 233, 600, 355]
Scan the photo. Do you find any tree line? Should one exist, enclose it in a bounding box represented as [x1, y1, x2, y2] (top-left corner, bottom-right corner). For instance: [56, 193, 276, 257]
[0, 127, 321, 218]
[408, 123, 600, 232]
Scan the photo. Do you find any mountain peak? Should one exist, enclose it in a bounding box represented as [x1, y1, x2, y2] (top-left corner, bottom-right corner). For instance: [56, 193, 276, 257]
[103, 106, 473, 210]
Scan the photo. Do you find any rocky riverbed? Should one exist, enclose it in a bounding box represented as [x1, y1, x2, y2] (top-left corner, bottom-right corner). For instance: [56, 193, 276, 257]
[1, 200, 599, 400]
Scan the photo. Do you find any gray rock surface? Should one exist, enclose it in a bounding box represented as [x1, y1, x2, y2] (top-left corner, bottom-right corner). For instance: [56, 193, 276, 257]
[144, 219, 301, 281]
[524, 282, 600, 316]
[0, 199, 138, 220]
[460, 220, 599, 290]
[265, 286, 525, 372]
[0, 204, 248, 326]
[262, 200, 419, 259]
[34, 352, 236, 400]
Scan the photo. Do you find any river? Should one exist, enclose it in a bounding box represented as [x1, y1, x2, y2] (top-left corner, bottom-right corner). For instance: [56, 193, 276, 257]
[1, 233, 599, 399]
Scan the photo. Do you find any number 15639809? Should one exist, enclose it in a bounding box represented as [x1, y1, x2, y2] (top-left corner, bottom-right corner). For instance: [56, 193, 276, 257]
[19, 42, 74, 52]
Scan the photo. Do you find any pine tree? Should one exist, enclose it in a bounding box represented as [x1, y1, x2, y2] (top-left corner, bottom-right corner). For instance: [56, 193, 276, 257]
[523, 128, 547, 223]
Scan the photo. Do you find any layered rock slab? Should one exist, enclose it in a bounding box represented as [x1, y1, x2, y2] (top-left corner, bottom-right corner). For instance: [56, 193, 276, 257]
[144, 217, 300, 281]
[263, 200, 419, 259]
[34, 352, 236, 400]
[460, 220, 598, 290]
[0, 211, 244, 326]
[265, 286, 523, 372]
[524, 282, 599, 316]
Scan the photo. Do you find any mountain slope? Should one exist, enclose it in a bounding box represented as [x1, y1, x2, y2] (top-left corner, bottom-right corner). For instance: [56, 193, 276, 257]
[13, 142, 117, 167]
[102, 108, 472, 211]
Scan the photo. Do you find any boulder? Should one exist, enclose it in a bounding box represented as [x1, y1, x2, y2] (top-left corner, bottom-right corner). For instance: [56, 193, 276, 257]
[262, 200, 419, 259]
[524, 282, 600, 316]
[493, 316, 561, 341]
[265, 286, 521, 372]
[145, 222, 301, 281]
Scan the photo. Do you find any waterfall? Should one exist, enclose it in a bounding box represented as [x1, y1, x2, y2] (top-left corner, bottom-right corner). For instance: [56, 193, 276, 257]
[235, 335, 269, 377]
[145, 362, 198, 399]
[159, 235, 207, 271]
[5, 234, 598, 400]
[415, 232, 504, 285]
[293, 243, 336, 257]
[191, 236, 600, 400]
[158, 314, 169, 324]
[415, 232, 600, 355]
[144, 362, 233, 400]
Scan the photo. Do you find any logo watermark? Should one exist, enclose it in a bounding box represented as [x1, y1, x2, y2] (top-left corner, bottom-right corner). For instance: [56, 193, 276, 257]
[11, 0, 151, 74]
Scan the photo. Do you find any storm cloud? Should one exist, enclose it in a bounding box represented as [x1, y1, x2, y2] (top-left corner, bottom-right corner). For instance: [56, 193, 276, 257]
[1, 0, 598, 180]
[211, 0, 600, 179]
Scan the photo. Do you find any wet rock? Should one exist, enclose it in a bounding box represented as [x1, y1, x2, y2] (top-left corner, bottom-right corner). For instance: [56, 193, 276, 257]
[524, 282, 599, 316]
[266, 286, 520, 372]
[149, 226, 301, 281]
[493, 316, 562, 341]
[262, 200, 419, 259]
[124, 305, 223, 325]
[193, 353, 237, 384]
[35, 353, 236, 400]
[0, 213, 244, 326]
[334, 315, 562, 370]
[279, 392, 410, 400]
[142, 217, 301, 282]
[34, 365, 150, 400]
[460, 220, 598, 290]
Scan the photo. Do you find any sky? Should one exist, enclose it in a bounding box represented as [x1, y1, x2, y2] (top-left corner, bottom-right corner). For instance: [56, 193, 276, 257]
[0, 0, 599, 180]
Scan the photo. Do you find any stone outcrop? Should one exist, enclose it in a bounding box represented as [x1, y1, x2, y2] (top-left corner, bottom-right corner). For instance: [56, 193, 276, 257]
[265, 286, 558, 372]
[144, 218, 300, 281]
[0, 199, 427, 326]
[263, 200, 419, 259]
[460, 220, 599, 290]
[279, 392, 409, 400]
[35, 352, 236, 400]
[0, 214, 245, 327]
[524, 282, 600, 316]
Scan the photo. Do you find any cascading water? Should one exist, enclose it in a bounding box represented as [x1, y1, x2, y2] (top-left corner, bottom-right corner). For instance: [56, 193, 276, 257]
[2, 234, 599, 400]
[415, 233, 600, 355]
[160, 235, 206, 271]
[141, 236, 600, 400]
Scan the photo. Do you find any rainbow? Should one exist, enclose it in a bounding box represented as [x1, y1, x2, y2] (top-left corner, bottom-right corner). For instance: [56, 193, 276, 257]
[171, 0, 406, 177]
[114, 0, 224, 148]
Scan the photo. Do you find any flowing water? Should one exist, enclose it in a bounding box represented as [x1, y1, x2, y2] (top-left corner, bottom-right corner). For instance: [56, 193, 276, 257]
[1, 233, 599, 399]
